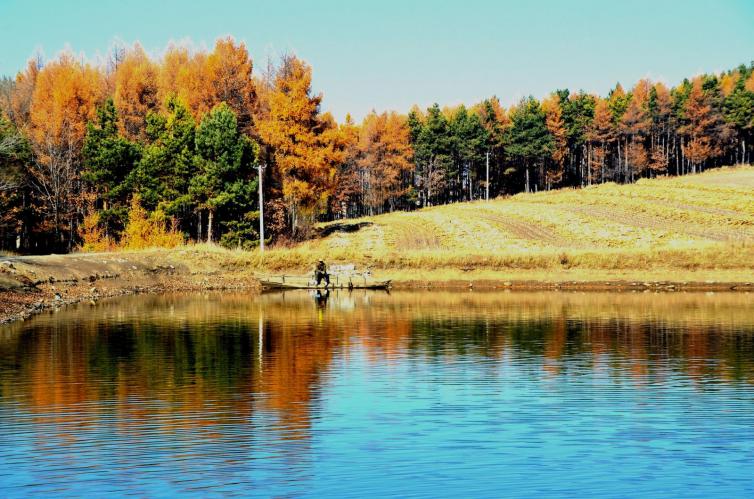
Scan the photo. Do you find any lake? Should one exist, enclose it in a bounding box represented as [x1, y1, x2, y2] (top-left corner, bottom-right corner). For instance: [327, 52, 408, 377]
[1, 290, 753, 497]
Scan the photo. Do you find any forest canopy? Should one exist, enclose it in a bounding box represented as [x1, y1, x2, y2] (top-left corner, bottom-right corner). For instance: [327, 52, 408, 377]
[0, 37, 752, 253]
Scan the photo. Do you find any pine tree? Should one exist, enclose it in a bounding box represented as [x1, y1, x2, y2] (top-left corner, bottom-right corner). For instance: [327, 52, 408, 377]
[505, 97, 553, 192]
[412, 104, 452, 205]
[191, 102, 258, 244]
[82, 99, 141, 239]
[131, 96, 196, 229]
[557, 90, 595, 185]
[449, 106, 488, 200]
[723, 70, 754, 164]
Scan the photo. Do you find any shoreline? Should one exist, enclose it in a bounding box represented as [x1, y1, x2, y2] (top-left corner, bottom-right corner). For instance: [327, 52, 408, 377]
[390, 279, 754, 292]
[1, 249, 752, 326]
[3, 278, 751, 327]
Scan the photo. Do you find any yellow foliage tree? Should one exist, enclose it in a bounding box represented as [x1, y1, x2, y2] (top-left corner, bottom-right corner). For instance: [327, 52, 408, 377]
[121, 194, 184, 249]
[78, 210, 112, 252]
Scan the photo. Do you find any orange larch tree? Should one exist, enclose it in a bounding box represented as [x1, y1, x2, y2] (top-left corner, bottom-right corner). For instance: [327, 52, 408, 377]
[648, 82, 672, 175]
[357, 111, 413, 214]
[8, 58, 41, 128]
[113, 43, 159, 141]
[256, 55, 344, 236]
[205, 37, 256, 131]
[157, 38, 255, 126]
[157, 45, 211, 119]
[541, 94, 568, 189]
[620, 79, 652, 181]
[330, 113, 360, 218]
[681, 77, 717, 172]
[28, 53, 105, 248]
[587, 98, 616, 184]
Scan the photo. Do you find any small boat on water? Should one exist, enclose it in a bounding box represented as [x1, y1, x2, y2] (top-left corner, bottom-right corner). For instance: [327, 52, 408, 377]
[259, 274, 391, 291]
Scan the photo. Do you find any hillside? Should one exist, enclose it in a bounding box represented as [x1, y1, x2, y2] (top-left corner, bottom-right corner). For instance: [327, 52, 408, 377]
[305, 166, 754, 256]
[238, 165, 754, 285]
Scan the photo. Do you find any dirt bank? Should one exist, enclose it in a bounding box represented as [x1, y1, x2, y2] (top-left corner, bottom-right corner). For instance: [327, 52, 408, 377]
[0, 249, 259, 325]
[1, 248, 752, 326]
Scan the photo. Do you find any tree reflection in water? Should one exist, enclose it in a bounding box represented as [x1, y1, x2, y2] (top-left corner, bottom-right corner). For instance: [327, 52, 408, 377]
[0, 290, 753, 495]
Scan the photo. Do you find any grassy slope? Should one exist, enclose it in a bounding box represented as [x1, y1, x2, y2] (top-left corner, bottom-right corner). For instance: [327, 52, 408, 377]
[254, 166, 754, 282]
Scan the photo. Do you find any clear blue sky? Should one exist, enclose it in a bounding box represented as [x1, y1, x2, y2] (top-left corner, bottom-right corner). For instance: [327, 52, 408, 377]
[1, 0, 753, 120]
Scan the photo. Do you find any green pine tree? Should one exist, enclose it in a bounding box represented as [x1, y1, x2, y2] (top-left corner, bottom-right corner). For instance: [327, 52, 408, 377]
[505, 97, 554, 192]
[82, 99, 141, 238]
[130, 96, 196, 231]
[191, 102, 259, 246]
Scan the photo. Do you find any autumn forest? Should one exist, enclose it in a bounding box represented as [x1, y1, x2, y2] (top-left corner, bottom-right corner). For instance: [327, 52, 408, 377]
[0, 37, 752, 253]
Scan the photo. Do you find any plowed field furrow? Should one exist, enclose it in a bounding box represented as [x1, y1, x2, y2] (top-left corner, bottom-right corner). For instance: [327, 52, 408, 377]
[476, 211, 579, 247]
[566, 205, 754, 242]
[388, 218, 444, 249]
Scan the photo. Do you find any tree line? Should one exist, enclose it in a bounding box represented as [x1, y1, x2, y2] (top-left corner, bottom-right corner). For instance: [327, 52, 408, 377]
[0, 37, 752, 253]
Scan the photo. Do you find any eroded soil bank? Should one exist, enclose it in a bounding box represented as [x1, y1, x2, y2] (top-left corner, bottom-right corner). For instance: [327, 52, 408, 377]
[0, 250, 259, 325]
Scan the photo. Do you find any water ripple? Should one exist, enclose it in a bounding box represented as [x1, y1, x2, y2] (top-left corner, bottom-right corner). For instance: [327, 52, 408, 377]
[0, 291, 753, 497]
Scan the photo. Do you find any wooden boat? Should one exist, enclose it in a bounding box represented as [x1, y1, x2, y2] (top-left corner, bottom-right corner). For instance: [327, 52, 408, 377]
[259, 274, 391, 290]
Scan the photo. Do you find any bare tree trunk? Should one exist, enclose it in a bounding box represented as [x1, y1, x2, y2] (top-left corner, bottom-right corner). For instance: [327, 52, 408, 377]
[197, 211, 202, 242]
[207, 210, 213, 244]
[468, 163, 472, 201]
[587, 145, 592, 186]
[743, 139, 747, 165]
[615, 142, 623, 181]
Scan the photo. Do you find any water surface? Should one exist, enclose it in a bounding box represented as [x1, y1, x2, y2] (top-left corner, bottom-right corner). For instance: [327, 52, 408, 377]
[1, 290, 753, 497]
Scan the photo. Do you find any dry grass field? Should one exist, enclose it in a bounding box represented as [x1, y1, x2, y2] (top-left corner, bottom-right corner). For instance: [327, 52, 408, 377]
[307, 166, 754, 255]
[250, 165, 754, 281]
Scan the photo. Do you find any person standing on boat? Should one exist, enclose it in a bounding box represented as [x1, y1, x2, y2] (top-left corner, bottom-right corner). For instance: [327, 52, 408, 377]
[315, 260, 330, 288]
